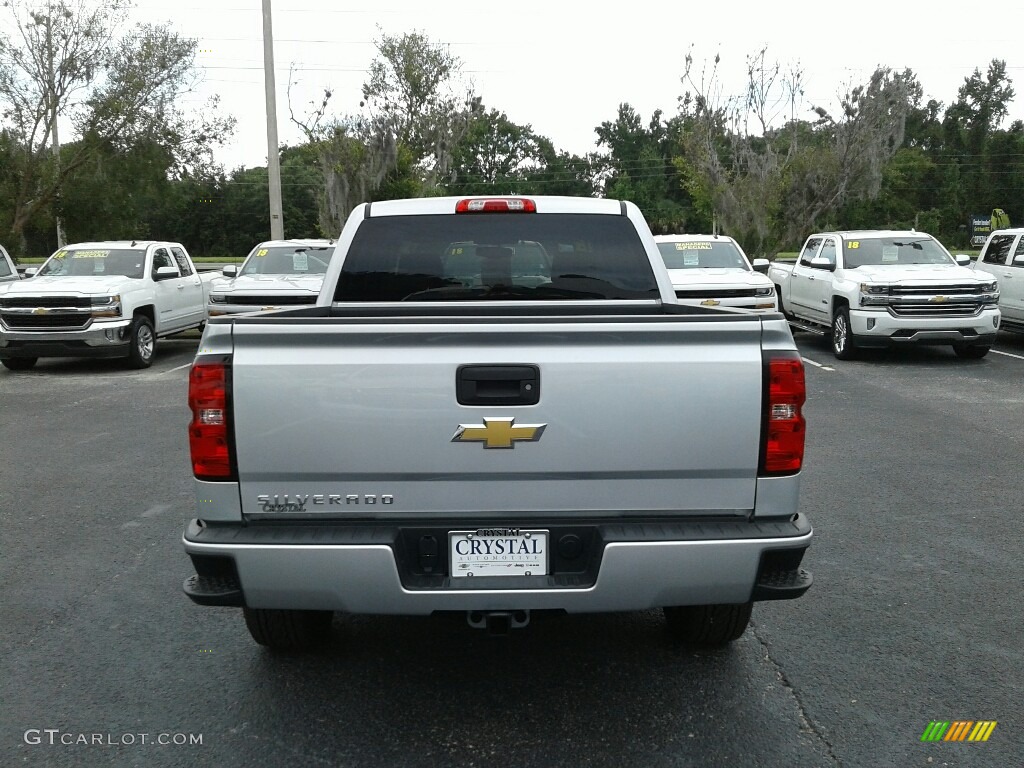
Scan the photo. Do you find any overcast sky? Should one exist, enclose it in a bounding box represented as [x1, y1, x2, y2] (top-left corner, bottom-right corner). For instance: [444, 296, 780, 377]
[129, 1, 1024, 171]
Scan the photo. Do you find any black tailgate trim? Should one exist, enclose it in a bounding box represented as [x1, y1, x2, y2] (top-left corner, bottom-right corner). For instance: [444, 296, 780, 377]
[185, 515, 810, 545]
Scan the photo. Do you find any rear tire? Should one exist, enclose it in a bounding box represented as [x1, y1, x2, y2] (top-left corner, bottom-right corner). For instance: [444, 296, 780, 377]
[1, 357, 37, 371]
[831, 306, 857, 360]
[954, 345, 990, 359]
[243, 608, 334, 652]
[126, 316, 156, 369]
[663, 602, 753, 646]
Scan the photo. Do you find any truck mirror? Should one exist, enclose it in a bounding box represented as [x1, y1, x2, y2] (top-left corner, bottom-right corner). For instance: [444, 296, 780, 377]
[954, 254, 971, 266]
[751, 258, 770, 274]
[222, 264, 238, 277]
[1014, 256, 1024, 266]
[154, 266, 179, 281]
[809, 257, 836, 272]
[24, 267, 37, 277]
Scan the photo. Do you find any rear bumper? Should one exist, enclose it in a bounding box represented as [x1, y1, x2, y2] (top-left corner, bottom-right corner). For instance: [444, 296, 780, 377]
[182, 515, 812, 612]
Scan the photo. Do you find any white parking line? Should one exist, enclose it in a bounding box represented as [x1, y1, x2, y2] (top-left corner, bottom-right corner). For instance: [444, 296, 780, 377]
[801, 356, 835, 372]
[161, 362, 193, 374]
[992, 349, 1024, 361]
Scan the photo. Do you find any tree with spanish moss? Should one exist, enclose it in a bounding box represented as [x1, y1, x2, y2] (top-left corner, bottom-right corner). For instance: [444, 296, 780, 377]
[0, 0, 233, 255]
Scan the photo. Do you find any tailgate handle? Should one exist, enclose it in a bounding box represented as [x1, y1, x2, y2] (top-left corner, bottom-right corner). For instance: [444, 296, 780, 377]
[457, 365, 540, 406]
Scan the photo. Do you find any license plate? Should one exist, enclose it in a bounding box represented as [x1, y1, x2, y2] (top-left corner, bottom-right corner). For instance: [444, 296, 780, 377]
[449, 529, 548, 578]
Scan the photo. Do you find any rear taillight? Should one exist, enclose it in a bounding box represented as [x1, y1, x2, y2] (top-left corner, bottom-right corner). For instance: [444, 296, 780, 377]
[455, 198, 536, 213]
[760, 353, 806, 475]
[189, 357, 236, 480]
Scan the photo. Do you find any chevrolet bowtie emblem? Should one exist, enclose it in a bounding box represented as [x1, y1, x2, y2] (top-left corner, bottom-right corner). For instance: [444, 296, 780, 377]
[930, 295, 948, 303]
[452, 417, 547, 449]
[700, 299, 720, 306]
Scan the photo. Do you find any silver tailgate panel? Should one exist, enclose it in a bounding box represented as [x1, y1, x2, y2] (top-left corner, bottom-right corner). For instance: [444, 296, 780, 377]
[232, 317, 764, 518]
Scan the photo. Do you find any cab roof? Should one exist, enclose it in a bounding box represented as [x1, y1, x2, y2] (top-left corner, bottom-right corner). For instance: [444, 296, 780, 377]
[364, 196, 625, 217]
[61, 240, 178, 249]
[811, 230, 936, 240]
[654, 233, 736, 242]
[251, 239, 335, 248]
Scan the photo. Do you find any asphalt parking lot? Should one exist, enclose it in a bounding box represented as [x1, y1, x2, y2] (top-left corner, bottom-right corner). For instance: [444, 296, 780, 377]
[2, 330, 1022, 767]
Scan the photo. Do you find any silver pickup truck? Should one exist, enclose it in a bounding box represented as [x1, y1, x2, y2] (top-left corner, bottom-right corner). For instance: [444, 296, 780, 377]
[182, 196, 813, 651]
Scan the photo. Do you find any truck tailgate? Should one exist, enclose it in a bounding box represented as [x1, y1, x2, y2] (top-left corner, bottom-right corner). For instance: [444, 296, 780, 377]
[231, 315, 765, 519]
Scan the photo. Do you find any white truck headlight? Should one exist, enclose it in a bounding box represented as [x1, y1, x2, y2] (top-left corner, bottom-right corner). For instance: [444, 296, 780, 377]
[209, 294, 227, 304]
[755, 286, 775, 297]
[979, 281, 999, 306]
[90, 294, 122, 318]
[859, 283, 890, 306]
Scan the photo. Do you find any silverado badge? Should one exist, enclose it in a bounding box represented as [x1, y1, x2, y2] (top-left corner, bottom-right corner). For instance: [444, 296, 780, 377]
[452, 417, 547, 449]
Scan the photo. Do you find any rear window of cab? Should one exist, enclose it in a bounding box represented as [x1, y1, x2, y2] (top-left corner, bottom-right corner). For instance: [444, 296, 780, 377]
[334, 214, 659, 302]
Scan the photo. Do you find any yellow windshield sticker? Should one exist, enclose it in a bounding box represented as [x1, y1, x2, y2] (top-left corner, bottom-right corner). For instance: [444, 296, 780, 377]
[73, 250, 110, 259]
[53, 250, 67, 259]
[449, 247, 465, 255]
[848, 241, 860, 249]
[675, 242, 713, 250]
[255, 248, 268, 257]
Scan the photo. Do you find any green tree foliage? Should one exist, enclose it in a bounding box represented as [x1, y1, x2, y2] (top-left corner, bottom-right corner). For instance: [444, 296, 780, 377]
[833, 58, 1018, 243]
[780, 67, 914, 245]
[940, 60, 1017, 230]
[595, 104, 695, 234]
[443, 107, 593, 196]
[4, 19, 1023, 258]
[441, 108, 598, 197]
[681, 48, 919, 254]
[361, 28, 472, 183]
[444, 108, 541, 194]
[0, 0, 233, 253]
[152, 146, 323, 257]
[57, 137, 177, 241]
[985, 123, 1024, 227]
[524, 141, 596, 197]
[840, 147, 936, 230]
[289, 30, 477, 234]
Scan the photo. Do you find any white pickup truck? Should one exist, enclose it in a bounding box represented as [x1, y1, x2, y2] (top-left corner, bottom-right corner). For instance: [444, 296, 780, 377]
[207, 239, 335, 316]
[768, 230, 1000, 360]
[654, 234, 777, 312]
[181, 195, 813, 652]
[971, 228, 1024, 335]
[0, 240, 215, 370]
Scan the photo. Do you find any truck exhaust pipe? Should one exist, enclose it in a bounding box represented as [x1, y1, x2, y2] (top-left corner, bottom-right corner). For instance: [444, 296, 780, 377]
[467, 610, 530, 635]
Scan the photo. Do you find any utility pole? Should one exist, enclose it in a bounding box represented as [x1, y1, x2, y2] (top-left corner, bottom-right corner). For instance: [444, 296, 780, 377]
[45, 5, 66, 247]
[261, 0, 284, 239]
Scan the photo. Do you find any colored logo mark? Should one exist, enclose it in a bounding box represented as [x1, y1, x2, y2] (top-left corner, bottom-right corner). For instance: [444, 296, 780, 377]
[451, 418, 546, 449]
[920, 721, 997, 742]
